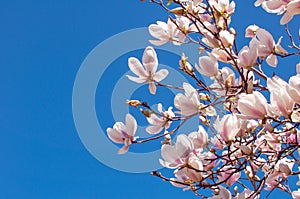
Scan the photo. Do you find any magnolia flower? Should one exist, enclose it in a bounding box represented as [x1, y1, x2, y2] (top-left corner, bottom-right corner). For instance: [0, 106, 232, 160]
[146, 104, 175, 134]
[237, 91, 268, 119]
[252, 28, 287, 67]
[219, 30, 235, 47]
[188, 125, 208, 149]
[287, 72, 300, 104]
[127, 46, 168, 94]
[214, 114, 241, 142]
[174, 82, 216, 116]
[245, 24, 259, 38]
[106, 114, 137, 154]
[195, 53, 219, 77]
[267, 76, 295, 117]
[210, 67, 238, 95]
[237, 42, 258, 69]
[160, 134, 194, 168]
[209, 186, 232, 199]
[211, 0, 236, 17]
[148, 18, 178, 46]
[280, 0, 300, 25]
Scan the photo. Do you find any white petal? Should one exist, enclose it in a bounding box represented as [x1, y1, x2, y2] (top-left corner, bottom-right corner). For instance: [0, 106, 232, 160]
[128, 57, 147, 77]
[149, 82, 156, 94]
[107, 128, 124, 144]
[126, 75, 147, 83]
[125, 114, 137, 137]
[142, 46, 158, 73]
[153, 69, 168, 82]
[146, 125, 163, 134]
[266, 54, 278, 67]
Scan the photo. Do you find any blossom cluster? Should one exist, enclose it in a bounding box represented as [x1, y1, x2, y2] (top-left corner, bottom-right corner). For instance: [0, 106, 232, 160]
[106, 0, 300, 198]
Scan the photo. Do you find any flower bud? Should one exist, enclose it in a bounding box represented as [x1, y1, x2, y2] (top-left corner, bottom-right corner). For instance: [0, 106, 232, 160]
[126, 99, 141, 108]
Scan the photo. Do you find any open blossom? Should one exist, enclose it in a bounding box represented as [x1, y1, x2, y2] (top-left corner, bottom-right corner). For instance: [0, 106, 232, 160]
[237, 40, 258, 69]
[286, 67, 300, 104]
[251, 28, 287, 67]
[219, 30, 235, 47]
[148, 18, 178, 46]
[195, 53, 219, 77]
[126, 46, 168, 94]
[280, 0, 300, 24]
[106, 114, 137, 154]
[267, 76, 295, 117]
[211, 0, 236, 17]
[214, 114, 241, 142]
[188, 125, 208, 149]
[245, 24, 259, 38]
[174, 82, 216, 116]
[160, 134, 194, 168]
[237, 91, 268, 119]
[146, 104, 175, 134]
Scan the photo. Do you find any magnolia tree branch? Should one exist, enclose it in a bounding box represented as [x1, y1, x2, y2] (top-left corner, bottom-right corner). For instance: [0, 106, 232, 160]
[105, 0, 300, 198]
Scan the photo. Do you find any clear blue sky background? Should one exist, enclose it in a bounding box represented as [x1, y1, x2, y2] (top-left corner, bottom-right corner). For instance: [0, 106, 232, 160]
[0, 1, 299, 199]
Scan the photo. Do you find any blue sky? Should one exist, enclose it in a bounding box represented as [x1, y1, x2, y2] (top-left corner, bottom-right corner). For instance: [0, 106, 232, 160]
[0, 0, 299, 199]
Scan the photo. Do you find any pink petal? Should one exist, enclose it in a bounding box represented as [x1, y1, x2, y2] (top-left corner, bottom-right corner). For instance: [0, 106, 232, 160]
[142, 46, 158, 74]
[107, 128, 124, 144]
[126, 75, 147, 83]
[266, 54, 278, 67]
[118, 145, 130, 154]
[146, 125, 163, 134]
[149, 82, 156, 94]
[153, 69, 168, 82]
[125, 114, 137, 137]
[128, 57, 147, 77]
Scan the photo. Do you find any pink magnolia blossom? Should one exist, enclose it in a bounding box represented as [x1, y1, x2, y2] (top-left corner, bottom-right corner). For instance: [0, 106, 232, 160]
[170, 168, 189, 189]
[188, 125, 209, 149]
[127, 46, 168, 94]
[160, 134, 194, 168]
[262, 0, 288, 14]
[237, 91, 268, 119]
[106, 114, 137, 154]
[184, 154, 204, 182]
[286, 72, 300, 104]
[214, 114, 241, 142]
[245, 24, 259, 38]
[267, 76, 295, 117]
[219, 30, 235, 47]
[211, 0, 236, 17]
[210, 67, 238, 95]
[146, 104, 175, 134]
[174, 82, 216, 116]
[195, 53, 219, 77]
[282, 0, 300, 24]
[149, 18, 179, 46]
[252, 28, 287, 67]
[209, 186, 232, 199]
[238, 41, 258, 69]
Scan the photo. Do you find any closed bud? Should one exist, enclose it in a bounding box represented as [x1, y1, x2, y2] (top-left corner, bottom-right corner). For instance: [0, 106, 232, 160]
[126, 99, 141, 108]
[170, 7, 186, 16]
[240, 145, 252, 155]
[140, 108, 151, 117]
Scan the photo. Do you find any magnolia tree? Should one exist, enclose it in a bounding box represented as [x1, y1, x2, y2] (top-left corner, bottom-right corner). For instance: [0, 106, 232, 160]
[106, 0, 300, 198]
